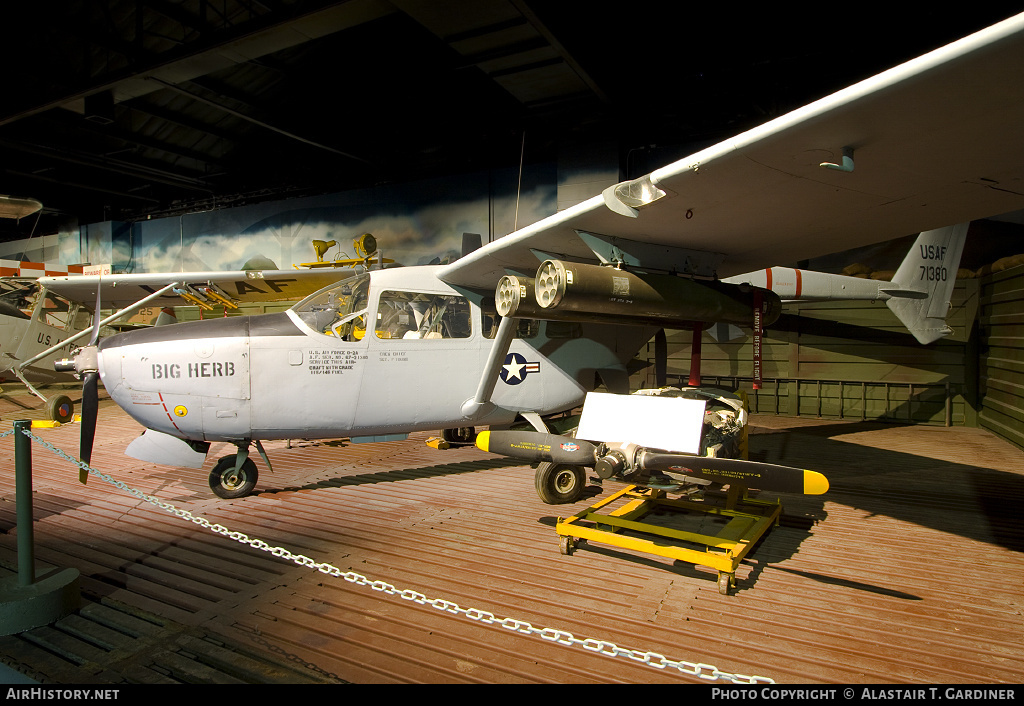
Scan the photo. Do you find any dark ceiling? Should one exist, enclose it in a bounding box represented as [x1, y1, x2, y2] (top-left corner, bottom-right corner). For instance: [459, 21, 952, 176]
[2, 1, 1022, 245]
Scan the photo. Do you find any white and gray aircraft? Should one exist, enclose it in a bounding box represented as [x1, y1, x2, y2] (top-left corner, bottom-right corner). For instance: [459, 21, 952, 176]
[1, 266, 348, 421]
[52, 12, 1024, 502]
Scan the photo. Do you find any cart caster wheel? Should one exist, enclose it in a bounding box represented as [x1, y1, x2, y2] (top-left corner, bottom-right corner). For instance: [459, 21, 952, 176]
[718, 573, 734, 595]
[559, 535, 575, 556]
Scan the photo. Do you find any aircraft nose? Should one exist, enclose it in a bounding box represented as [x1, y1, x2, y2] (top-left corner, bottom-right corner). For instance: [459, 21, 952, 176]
[96, 316, 255, 395]
[91, 315, 259, 438]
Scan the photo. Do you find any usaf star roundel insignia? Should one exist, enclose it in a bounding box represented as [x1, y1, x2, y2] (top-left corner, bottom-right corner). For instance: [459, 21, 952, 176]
[499, 352, 540, 385]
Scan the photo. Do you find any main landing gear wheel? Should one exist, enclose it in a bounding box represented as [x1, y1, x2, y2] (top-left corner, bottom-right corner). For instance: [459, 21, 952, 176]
[535, 462, 585, 505]
[209, 455, 258, 499]
[46, 394, 74, 424]
[442, 427, 477, 445]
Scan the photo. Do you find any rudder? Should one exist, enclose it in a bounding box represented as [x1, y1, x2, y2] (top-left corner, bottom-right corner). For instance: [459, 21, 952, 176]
[885, 222, 969, 344]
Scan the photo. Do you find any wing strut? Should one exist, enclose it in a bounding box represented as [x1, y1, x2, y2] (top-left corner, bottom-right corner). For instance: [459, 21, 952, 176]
[461, 315, 518, 419]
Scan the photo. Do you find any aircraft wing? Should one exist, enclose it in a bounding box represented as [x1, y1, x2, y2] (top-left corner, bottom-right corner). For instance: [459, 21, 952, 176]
[439, 12, 1024, 291]
[40, 269, 349, 309]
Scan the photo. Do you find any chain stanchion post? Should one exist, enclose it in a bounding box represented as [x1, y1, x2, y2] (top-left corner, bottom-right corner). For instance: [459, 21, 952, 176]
[0, 421, 81, 635]
[14, 420, 35, 587]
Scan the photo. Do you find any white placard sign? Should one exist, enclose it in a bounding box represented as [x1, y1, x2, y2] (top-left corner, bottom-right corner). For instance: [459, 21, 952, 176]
[575, 392, 706, 453]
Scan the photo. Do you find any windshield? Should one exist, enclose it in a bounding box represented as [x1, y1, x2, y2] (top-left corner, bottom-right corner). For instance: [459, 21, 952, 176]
[0, 279, 37, 320]
[292, 274, 370, 341]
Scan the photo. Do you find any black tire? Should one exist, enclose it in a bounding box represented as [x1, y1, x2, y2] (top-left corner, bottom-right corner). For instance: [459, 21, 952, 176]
[535, 462, 586, 505]
[46, 394, 74, 424]
[209, 455, 258, 499]
[442, 427, 476, 444]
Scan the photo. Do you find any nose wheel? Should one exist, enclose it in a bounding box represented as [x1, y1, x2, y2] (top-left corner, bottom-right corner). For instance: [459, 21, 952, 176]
[209, 455, 258, 499]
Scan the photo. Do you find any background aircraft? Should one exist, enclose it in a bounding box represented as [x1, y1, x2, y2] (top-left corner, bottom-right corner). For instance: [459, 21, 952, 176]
[54, 13, 1024, 503]
[0, 268, 93, 421]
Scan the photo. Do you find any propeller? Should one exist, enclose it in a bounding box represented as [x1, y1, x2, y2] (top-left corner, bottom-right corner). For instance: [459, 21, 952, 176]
[78, 284, 104, 478]
[55, 283, 102, 482]
[476, 430, 828, 495]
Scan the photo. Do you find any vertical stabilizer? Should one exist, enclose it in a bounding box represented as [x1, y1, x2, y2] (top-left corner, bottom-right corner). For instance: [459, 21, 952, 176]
[885, 223, 969, 344]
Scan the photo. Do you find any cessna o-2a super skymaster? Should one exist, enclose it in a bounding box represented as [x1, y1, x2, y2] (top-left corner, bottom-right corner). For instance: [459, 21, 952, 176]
[52, 12, 1024, 503]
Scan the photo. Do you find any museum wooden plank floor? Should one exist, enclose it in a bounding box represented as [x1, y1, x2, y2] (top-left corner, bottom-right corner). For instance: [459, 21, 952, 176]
[0, 388, 1021, 684]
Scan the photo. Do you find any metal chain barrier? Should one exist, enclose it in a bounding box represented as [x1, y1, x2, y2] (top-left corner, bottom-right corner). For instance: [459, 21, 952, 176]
[12, 427, 774, 684]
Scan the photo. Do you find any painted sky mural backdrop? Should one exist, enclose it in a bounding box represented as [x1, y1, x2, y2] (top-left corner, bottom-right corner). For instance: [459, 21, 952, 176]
[74, 164, 556, 274]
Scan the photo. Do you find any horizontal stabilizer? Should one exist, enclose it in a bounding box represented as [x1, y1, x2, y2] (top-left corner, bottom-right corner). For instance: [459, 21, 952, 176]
[877, 287, 927, 299]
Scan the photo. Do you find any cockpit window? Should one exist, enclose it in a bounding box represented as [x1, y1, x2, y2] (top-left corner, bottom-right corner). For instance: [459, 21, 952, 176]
[37, 290, 77, 329]
[292, 274, 370, 342]
[0, 280, 37, 320]
[375, 291, 471, 340]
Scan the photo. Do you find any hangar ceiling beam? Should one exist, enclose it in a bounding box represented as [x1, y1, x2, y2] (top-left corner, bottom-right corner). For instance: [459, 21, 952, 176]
[3, 167, 162, 206]
[508, 0, 609, 105]
[125, 100, 240, 146]
[0, 0, 395, 127]
[392, 0, 608, 109]
[143, 0, 223, 36]
[49, 112, 228, 175]
[147, 77, 373, 166]
[0, 137, 215, 192]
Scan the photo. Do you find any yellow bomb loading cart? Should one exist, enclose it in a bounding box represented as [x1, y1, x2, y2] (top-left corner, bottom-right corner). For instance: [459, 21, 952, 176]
[477, 388, 829, 594]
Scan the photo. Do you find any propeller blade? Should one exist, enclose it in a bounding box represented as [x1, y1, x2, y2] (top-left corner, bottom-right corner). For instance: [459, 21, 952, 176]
[78, 370, 99, 483]
[640, 452, 829, 495]
[476, 431, 598, 465]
